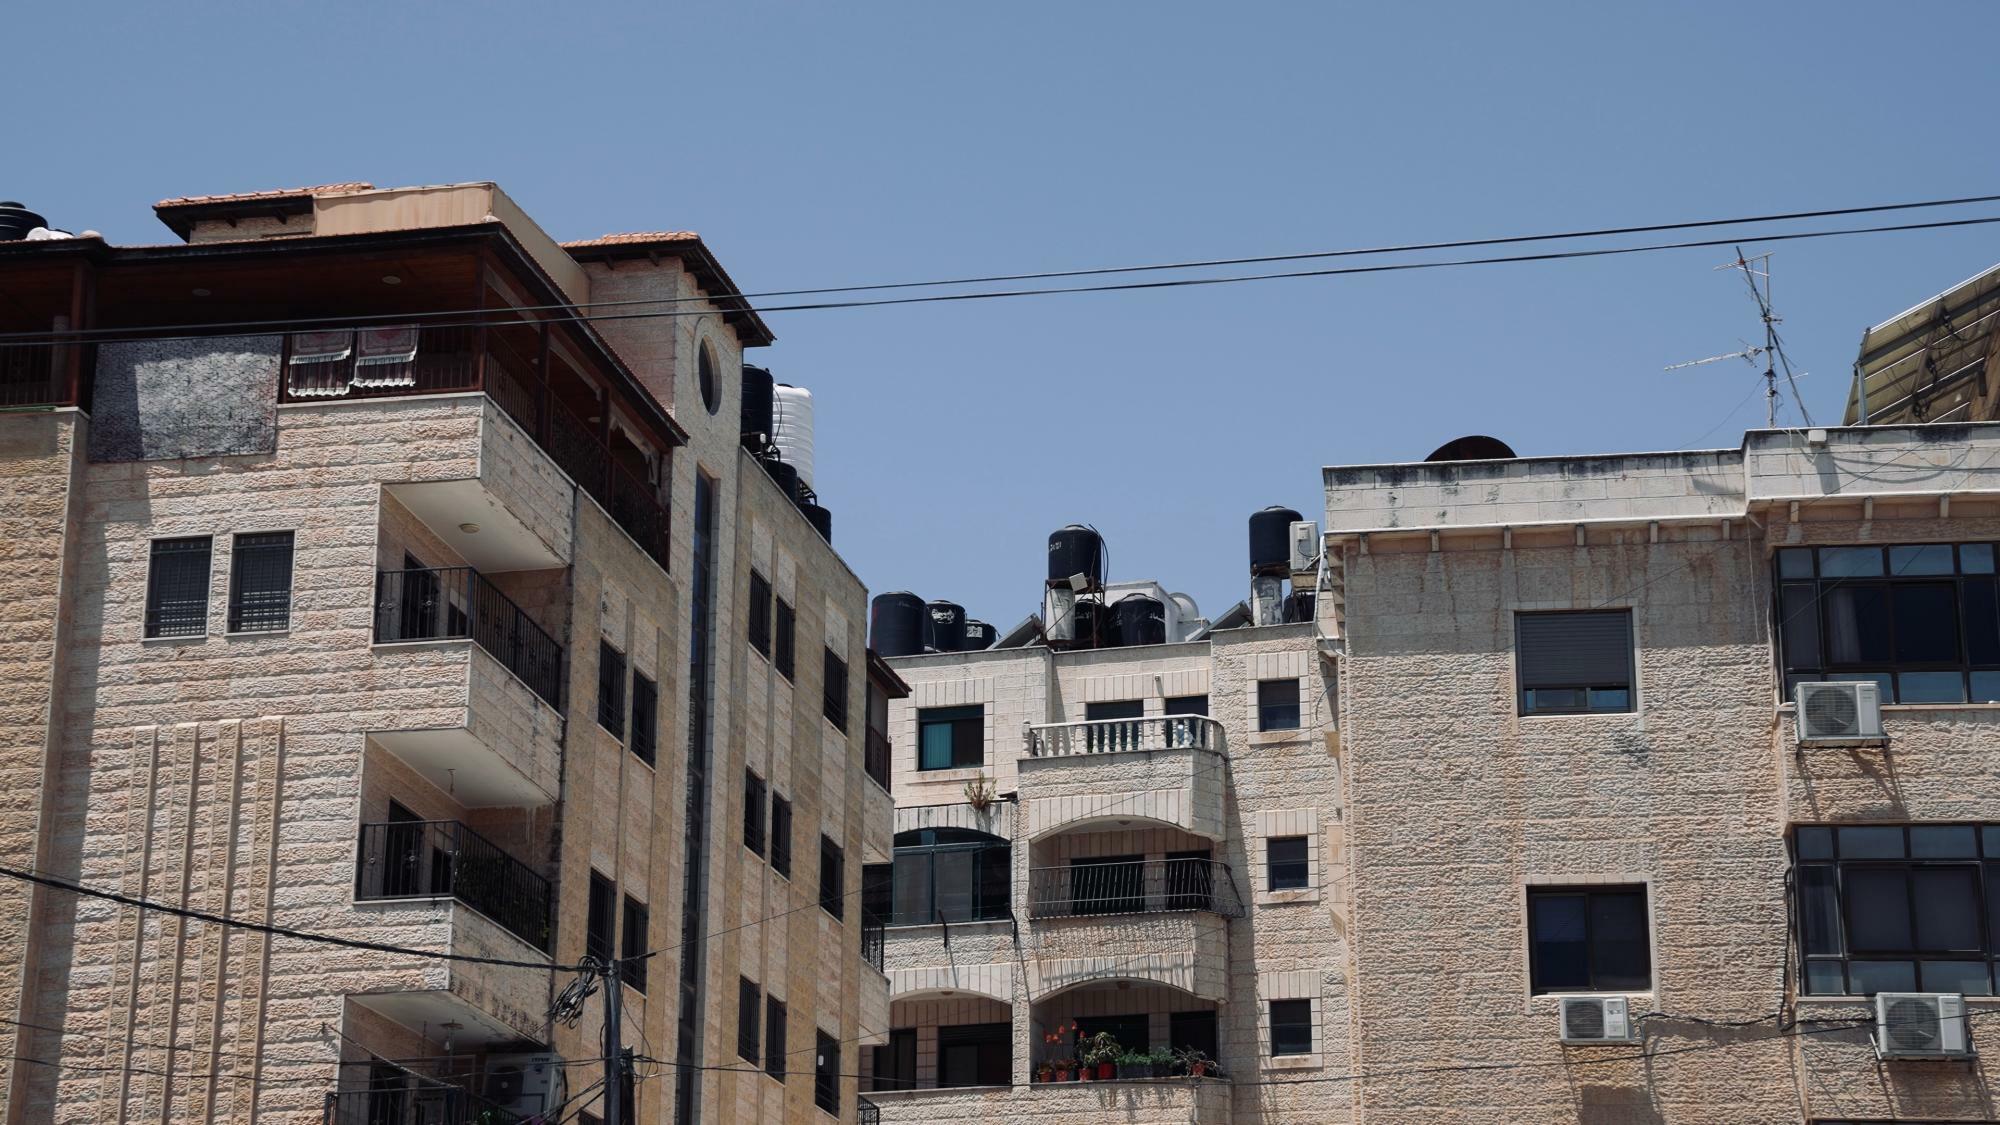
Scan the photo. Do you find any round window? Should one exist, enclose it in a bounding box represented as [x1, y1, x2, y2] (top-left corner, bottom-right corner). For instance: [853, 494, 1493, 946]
[698, 343, 720, 415]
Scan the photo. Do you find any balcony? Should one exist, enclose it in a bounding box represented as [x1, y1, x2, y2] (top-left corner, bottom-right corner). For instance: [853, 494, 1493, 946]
[1028, 859, 1243, 920]
[376, 566, 562, 706]
[1018, 717, 1227, 842]
[323, 1085, 522, 1125]
[859, 1096, 881, 1125]
[0, 340, 74, 408]
[355, 820, 551, 952]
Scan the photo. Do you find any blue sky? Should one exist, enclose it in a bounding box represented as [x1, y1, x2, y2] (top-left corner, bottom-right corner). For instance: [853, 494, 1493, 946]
[11, 1, 2000, 628]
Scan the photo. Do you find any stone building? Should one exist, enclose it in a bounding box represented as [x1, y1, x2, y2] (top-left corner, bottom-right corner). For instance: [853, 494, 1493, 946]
[0, 183, 890, 1124]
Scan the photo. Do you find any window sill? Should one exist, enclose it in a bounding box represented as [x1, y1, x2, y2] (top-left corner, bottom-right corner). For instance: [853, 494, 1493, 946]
[1256, 887, 1321, 907]
[1249, 728, 1305, 745]
[1262, 1053, 1321, 1071]
[142, 634, 208, 646]
[223, 628, 291, 638]
[912, 766, 987, 783]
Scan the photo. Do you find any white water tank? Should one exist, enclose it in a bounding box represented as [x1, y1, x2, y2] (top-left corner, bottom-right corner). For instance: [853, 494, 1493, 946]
[772, 384, 815, 488]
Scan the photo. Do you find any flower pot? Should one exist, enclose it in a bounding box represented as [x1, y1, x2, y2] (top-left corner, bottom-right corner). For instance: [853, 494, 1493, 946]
[1097, 1062, 1115, 1080]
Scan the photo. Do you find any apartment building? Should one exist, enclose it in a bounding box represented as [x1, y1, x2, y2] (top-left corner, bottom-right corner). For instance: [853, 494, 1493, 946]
[0, 183, 890, 1124]
[1327, 422, 2000, 1123]
[860, 524, 1350, 1124]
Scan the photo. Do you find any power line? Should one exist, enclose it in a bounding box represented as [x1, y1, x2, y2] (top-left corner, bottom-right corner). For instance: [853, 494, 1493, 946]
[6, 210, 2000, 346]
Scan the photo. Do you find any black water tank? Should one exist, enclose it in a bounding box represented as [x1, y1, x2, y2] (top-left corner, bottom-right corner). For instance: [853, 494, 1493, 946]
[0, 203, 46, 242]
[1110, 596, 1166, 647]
[1284, 591, 1317, 624]
[962, 620, 997, 650]
[1250, 506, 1304, 575]
[1047, 524, 1106, 586]
[764, 457, 800, 501]
[741, 365, 775, 443]
[871, 592, 926, 657]
[925, 600, 967, 652]
[1426, 434, 1517, 462]
[802, 502, 832, 544]
[1071, 598, 1104, 648]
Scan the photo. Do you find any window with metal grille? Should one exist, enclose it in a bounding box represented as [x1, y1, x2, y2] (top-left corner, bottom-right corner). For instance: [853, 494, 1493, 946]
[1794, 823, 2000, 996]
[819, 836, 845, 919]
[587, 872, 616, 964]
[621, 895, 648, 992]
[771, 795, 792, 878]
[226, 531, 293, 632]
[765, 996, 787, 1081]
[1257, 679, 1301, 730]
[1777, 543, 2000, 704]
[145, 537, 212, 638]
[1516, 610, 1635, 715]
[1269, 999, 1313, 1056]
[748, 571, 772, 656]
[917, 705, 983, 770]
[737, 977, 761, 1063]
[823, 648, 848, 731]
[1267, 835, 1309, 891]
[597, 642, 626, 737]
[630, 672, 657, 765]
[814, 1031, 839, 1114]
[774, 599, 795, 679]
[744, 770, 767, 856]
[1527, 884, 1651, 993]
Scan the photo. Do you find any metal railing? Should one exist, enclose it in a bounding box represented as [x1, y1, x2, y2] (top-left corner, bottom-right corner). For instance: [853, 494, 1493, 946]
[355, 819, 553, 952]
[857, 1095, 881, 1124]
[0, 340, 70, 408]
[1025, 715, 1223, 758]
[864, 727, 892, 792]
[323, 1086, 525, 1125]
[861, 911, 886, 972]
[1028, 859, 1242, 919]
[374, 566, 564, 707]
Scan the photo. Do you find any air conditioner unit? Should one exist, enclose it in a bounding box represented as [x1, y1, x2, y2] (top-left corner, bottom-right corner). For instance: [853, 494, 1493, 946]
[485, 1053, 563, 1116]
[1874, 992, 1973, 1059]
[1795, 681, 1884, 745]
[1289, 520, 1320, 573]
[1558, 996, 1638, 1044]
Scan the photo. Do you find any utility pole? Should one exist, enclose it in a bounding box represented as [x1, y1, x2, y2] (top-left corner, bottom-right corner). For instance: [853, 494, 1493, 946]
[603, 958, 627, 1125]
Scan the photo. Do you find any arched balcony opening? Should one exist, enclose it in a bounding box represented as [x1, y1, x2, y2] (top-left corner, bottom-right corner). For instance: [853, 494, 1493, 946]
[860, 994, 1014, 1093]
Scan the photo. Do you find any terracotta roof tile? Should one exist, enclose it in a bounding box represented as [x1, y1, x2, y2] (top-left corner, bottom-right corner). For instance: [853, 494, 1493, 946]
[153, 183, 375, 210]
[560, 231, 702, 248]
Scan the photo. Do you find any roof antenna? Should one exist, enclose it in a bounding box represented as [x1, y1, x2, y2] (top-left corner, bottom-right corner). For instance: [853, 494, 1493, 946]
[1666, 247, 1813, 429]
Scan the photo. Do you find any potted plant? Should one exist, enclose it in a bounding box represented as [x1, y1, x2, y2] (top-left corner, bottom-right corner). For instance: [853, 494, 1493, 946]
[1115, 1050, 1153, 1079]
[1079, 1031, 1122, 1080]
[1173, 1046, 1214, 1078]
[1149, 1047, 1179, 1077]
[1051, 1057, 1076, 1082]
[1035, 1060, 1054, 1083]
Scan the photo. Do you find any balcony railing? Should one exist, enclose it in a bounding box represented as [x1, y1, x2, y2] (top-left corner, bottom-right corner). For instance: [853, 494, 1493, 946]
[862, 911, 886, 972]
[374, 566, 564, 708]
[0, 340, 72, 408]
[1025, 715, 1223, 758]
[864, 727, 892, 792]
[1028, 859, 1243, 919]
[858, 1096, 881, 1125]
[355, 819, 552, 952]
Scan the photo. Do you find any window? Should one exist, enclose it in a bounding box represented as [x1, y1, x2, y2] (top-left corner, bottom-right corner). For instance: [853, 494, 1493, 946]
[1069, 855, 1144, 915]
[862, 862, 892, 923]
[744, 770, 767, 856]
[698, 342, 720, 415]
[765, 996, 787, 1081]
[597, 642, 626, 737]
[1084, 699, 1143, 751]
[1527, 885, 1651, 993]
[1165, 694, 1211, 748]
[1516, 610, 1634, 715]
[737, 977, 761, 1063]
[621, 896, 649, 991]
[774, 599, 795, 679]
[936, 1022, 1010, 1088]
[748, 571, 772, 656]
[770, 795, 793, 877]
[1165, 847, 1215, 911]
[1795, 823, 2000, 996]
[888, 828, 1010, 924]
[1257, 679, 1301, 731]
[819, 836, 844, 918]
[1076, 1013, 1148, 1054]
[823, 649, 848, 730]
[1267, 836, 1310, 891]
[1269, 999, 1313, 1056]
[1170, 1010, 1219, 1062]
[871, 1029, 915, 1092]
[630, 672, 657, 765]
[814, 1030, 839, 1114]
[145, 536, 212, 638]
[1776, 543, 2000, 704]
[227, 531, 293, 632]
[1165, 694, 1209, 715]
[587, 872, 616, 964]
[917, 705, 984, 770]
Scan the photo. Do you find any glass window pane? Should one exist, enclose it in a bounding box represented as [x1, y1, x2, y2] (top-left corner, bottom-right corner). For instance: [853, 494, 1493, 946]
[1847, 960, 1917, 996]
[1890, 544, 1956, 575]
[892, 853, 931, 925]
[1838, 826, 1906, 859]
[1920, 960, 1993, 996]
[933, 850, 974, 921]
[1589, 687, 1631, 711]
[1824, 587, 1892, 664]
[1964, 581, 2000, 666]
[1590, 891, 1652, 990]
[1826, 671, 1894, 697]
[1780, 584, 1823, 671]
[1804, 960, 1846, 995]
[1975, 672, 2000, 704]
[1778, 548, 1815, 579]
[1911, 826, 1979, 858]
[1898, 672, 1967, 704]
[1530, 894, 1589, 991]
[1821, 547, 1886, 578]
[919, 722, 954, 770]
[1892, 584, 1960, 664]
[1988, 866, 2000, 951]
[1796, 827, 1834, 860]
[1962, 544, 1996, 574]
[1844, 868, 1913, 951]
[1912, 868, 1982, 951]
[1799, 866, 1841, 955]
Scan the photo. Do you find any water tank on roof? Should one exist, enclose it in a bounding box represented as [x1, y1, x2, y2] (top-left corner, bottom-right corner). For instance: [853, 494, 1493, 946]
[962, 620, 997, 650]
[772, 385, 815, 488]
[0, 202, 47, 242]
[1284, 590, 1317, 624]
[1425, 435, 1517, 462]
[1071, 597, 1105, 649]
[1047, 525, 1106, 587]
[763, 457, 800, 502]
[1250, 506, 1304, 576]
[870, 592, 926, 658]
[925, 600, 967, 653]
[1109, 596, 1166, 647]
[740, 365, 775, 445]
[801, 502, 832, 544]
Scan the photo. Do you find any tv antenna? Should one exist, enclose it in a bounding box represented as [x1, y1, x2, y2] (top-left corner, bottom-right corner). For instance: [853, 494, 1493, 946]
[1665, 247, 1813, 428]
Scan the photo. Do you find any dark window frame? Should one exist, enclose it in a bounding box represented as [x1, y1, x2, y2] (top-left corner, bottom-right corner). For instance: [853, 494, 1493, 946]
[1775, 542, 2000, 705]
[587, 871, 616, 964]
[748, 571, 772, 656]
[917, 704, 985, 771]
[814, 1029, 839, 1114]
[226, 530, 294, 633]
[1526, 883, 1653, 994]
[1257, 679, 1302, 731]
[621, 895, 649, 992]
[774, 598, 795, 680]
[1269, 998, 1314, 1057]
[1515, 609, 1636, 715]
[887, 828, 1011, 925]
[935, 1021, 1011, 1088]
[145, 536, 213, 639]
[819, 836, 845, 919]
[770, 794, 793, 878]
[823, 648, 848, 731]
[630, 671, 657, 765]
[1793, 823, 2000, 997]
[744, 770, 768, 857]
[870, 1028, 916, 1092]
[737, 977, 761, 1063]
[1267, 835, 1310, 891]
[597, 641, 627, 737]
[765, 994, 787, 1081]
